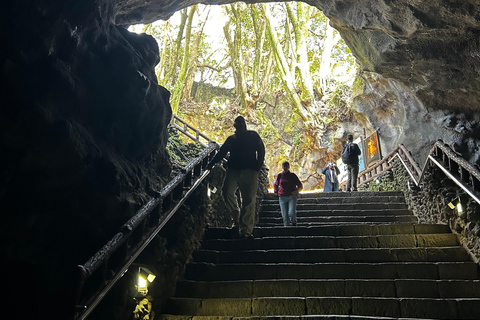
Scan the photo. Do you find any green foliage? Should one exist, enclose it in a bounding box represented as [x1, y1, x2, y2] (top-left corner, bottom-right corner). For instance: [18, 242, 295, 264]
[351, 74, 365, 97]
[358, 170, 398, 192]
[255, 104, 281, 141]
[167, 127, 204, 168]
[284, 113, 300, 135]
[130, 2, 360, 189]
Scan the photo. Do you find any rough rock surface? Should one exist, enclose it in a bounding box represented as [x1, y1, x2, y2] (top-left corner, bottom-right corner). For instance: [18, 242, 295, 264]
[354, 72, 480, 166]
[2, 2, 173, 319]
[361, 160, 480, 263]
[1, 0, 480, 319]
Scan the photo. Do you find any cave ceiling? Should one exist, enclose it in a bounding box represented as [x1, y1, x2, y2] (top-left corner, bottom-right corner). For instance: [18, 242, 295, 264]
[115, 0, 480, 113]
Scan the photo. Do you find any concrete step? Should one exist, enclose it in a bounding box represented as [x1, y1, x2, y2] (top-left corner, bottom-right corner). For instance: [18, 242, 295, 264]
[163, 191, 480, 320]
[260, 209, 411, 217]
[201, 234, 459, 251]
[192, 247, 470, 264]
[159, 315, 440, 320]
[263, 191, 405, 200]
[203, 224, 452, 240]
[261, 203, 409, 211]
[163, 296, 480, 319]
[262, 195, 408, 204]
[184, 262, 480, 281]
[257, 215, 418, 225]
[175, 279, 480, 299]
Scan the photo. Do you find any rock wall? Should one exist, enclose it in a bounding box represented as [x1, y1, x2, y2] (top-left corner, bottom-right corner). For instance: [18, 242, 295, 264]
[361, 161, 480, 262]
[353, 72, 480, 166]
[2, 1, 173, 318]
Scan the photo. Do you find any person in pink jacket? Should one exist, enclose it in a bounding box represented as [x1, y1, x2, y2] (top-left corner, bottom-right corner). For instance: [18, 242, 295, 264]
[274, 161, 303, 226]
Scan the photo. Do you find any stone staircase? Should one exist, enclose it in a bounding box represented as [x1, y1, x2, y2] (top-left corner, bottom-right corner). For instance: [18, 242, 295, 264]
[160, 191, 480, 319]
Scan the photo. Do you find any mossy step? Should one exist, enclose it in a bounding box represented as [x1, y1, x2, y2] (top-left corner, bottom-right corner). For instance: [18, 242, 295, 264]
[184, 262, 480, 281]
[163, 297, 480, 319]
[175, 279, 480, 299]
[201, 234, 459, 251]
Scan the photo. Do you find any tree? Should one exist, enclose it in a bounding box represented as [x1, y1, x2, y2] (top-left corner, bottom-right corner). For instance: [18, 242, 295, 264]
[249, 4, 267, 95]
[166, 9, 188, 87]
[285, 2, 314, 101]
[170, 5, 197, 114]
[132, 3, 358, 187]
[182, 7, 211, 102]
[223, 3, 249, 110]
[156, 21, 171, 82]
[261, 3, 309, 122]
[318, 22, 341, 93]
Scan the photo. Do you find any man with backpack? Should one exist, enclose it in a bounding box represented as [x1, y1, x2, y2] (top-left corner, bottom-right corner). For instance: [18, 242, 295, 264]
[341, 134, 362, 191]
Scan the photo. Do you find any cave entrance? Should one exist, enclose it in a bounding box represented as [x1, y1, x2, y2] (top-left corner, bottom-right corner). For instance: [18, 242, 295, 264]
[128, 2, 359, 191]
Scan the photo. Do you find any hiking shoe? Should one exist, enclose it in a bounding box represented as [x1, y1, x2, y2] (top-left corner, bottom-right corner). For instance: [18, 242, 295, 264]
[240, 233, 254, 239]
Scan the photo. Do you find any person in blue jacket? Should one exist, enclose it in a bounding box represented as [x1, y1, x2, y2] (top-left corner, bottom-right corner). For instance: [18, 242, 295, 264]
[322, 161, 340, 192]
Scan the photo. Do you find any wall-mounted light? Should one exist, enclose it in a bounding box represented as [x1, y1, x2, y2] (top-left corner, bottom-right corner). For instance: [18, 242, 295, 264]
[207, 183, 217, 199]
[137, 267, 156, 295]
[447, 197, 463, 215]
[456, 201, 463, 214]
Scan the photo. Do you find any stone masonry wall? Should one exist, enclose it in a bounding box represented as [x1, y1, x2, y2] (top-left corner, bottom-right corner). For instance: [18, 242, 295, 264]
[360, 160, 480, 263]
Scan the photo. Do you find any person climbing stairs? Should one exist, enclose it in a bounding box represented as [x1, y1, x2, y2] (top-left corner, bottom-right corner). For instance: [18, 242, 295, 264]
[160, 191, 480, 319]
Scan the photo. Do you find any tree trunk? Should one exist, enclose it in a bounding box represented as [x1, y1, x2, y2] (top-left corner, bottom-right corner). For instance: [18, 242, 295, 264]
[318, 21, 341, 92]
[285, 2, 314, 101]
[156, 21, 170, 83]
[182, 7, 210, 102]
[262, 3, 309, 122]
[224, 4, 249, 110]
[170, 5, 197, 114]
[163, 9, 187, 87]
[250, 4, 266, 96]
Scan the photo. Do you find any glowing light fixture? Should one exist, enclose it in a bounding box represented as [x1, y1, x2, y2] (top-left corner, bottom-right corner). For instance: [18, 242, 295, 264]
[456, 202, 463, 214]
[137, 266, 156, 295]
[447, 197, 463, 215]
[138, 276, 147, 290]
[207, 183, 217, 199]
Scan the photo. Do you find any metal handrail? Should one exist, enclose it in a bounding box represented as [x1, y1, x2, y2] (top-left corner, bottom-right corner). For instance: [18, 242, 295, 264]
[349, 140, 480, 206]
[73, 136, 219, 320]
[423, 141, 480, 205]
[170, 115, 215, 147]
[340, 144, 422, 188]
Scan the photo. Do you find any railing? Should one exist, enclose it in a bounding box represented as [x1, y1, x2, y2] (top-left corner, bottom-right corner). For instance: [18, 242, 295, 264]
[340, 144, 422, 189]
[423, 140, 480, 204]
[358, 144, 422, 187]
[346, 140, 480, 205]
[73, 119, 219, 320]
[170, 115, 215, 147]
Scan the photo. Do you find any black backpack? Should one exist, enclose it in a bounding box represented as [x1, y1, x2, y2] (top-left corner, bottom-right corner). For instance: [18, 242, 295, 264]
[341, 142, 357, 164]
